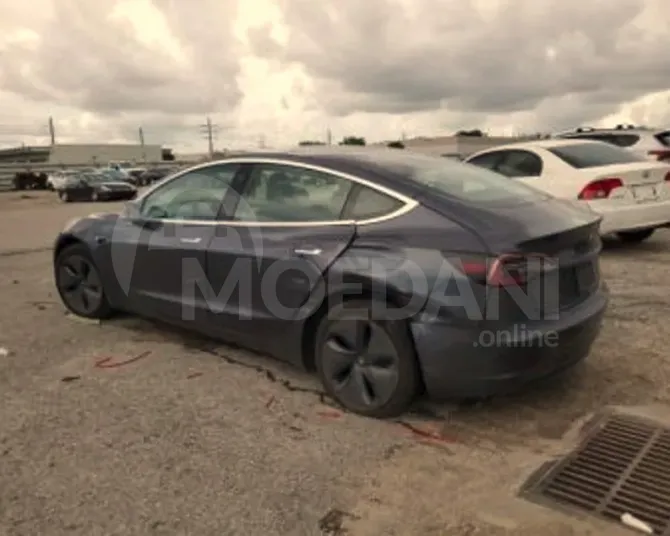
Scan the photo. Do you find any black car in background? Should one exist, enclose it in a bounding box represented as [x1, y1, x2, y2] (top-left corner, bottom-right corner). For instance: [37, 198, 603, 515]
[53, 149, 607, 417]
[136, 166, 179, 186]
[56, 173, 137, 202]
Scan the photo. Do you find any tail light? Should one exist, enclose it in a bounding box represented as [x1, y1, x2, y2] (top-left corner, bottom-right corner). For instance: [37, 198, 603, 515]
[578, 178, 623, 200]
[452, 253, 550, 287]
[649, 149, 670, 162]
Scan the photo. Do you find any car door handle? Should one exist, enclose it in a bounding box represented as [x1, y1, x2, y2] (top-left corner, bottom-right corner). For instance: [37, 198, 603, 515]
[293, 247, 322, 256]
[180, 237, 202, 244]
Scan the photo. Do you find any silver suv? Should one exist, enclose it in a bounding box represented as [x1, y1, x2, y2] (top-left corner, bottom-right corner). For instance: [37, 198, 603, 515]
[554, 124, 670, 162]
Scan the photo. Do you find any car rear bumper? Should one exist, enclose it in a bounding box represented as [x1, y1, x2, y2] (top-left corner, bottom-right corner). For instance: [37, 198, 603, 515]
[587, 198, 670, 234]
[410, 286, 608, 400]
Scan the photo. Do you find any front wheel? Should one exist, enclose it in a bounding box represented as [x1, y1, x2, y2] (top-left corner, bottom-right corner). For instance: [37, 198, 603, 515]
[55, 243, 113, 319]
[617, 228, 655, 244]
[315, 300, 420, 418]
[59, 191, 70, 202]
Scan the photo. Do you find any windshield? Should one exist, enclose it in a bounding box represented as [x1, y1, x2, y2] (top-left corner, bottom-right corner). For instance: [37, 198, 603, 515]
[547, 142, 647, 168]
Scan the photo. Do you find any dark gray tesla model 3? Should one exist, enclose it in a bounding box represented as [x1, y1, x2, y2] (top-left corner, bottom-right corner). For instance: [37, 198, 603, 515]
[53, 148, 608, 418]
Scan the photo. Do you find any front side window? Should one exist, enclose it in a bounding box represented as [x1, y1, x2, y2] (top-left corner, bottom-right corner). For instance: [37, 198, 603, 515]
[547, 142, 646, 169]
[496, 150, 543, 178]
[233, 164, 354, 222]
[467, 151, 504, 171]
[140, 164, 239, 220]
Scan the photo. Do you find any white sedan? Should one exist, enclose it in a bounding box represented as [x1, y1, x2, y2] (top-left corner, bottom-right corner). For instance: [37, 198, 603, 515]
[465, 139, 670, 243]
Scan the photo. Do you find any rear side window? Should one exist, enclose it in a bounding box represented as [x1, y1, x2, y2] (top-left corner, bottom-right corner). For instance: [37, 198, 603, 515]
[343, 185, 404, 220]
[547, 143, 646, 169]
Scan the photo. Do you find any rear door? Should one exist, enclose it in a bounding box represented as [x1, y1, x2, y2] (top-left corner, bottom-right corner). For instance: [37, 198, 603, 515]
[205, 162, 357, 340]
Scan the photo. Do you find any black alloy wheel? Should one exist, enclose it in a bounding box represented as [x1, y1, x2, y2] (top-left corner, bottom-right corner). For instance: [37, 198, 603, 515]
[315, 300, 420, 418]
[55, 244, 113, 319]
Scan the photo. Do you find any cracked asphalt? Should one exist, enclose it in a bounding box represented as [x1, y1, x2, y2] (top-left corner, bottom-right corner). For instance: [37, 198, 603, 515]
[1, 191, 669, 535]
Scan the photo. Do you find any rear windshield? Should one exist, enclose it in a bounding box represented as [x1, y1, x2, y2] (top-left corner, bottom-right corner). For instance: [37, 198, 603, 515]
[348, 151, 549, 205]
[547, 142, 646, 168]
[655, 131, 670, 147]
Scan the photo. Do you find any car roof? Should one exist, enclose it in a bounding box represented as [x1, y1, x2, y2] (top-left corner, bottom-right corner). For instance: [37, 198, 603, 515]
[468, 138, 606, 155]
[194, 147, 479, 198]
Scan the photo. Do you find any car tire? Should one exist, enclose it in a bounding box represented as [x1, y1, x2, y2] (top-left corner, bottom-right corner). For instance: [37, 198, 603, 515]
[55, 243, 113, 320]
[59, 191, 70, 202]
[91, 191, 99, 202]
[617, 229, 654, 244]
[314, 299, 420, 418]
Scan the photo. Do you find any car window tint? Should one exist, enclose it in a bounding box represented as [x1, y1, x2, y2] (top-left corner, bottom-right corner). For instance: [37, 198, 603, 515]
[467, 152, 503, 170]
[547, 142, 646, 169]
[234, 164, 353, 222]
[343, 185, 404, 220]
[141, 164, 238, 220]
[655, 131, 670, 147]
[496, 150, 543, 177]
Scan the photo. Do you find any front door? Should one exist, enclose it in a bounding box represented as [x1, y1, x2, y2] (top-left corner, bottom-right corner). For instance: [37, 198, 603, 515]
[112, 162, 245, 323]
[204, 162, 357, 355]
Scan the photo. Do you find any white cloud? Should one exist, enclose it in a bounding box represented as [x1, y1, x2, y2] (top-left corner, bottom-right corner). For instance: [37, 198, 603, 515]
[0, 0, 668, 152]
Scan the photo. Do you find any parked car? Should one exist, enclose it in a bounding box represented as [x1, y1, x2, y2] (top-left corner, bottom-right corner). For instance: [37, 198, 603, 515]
[56, 172, 137, 202]
[135, 166, 177, 186]
[465, 139, 670, 243]
[53, 149, 607, 417]
[554, 125, 670, 162]
[13, 171, 48, 190]
[47, 169, 91, 191]
[94, 168, 135, 185]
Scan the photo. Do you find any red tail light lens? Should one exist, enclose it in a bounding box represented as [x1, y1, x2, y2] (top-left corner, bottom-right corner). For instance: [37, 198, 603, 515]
[451, 253, 549, 287]
[578, 178, 623, 200]
[649, 150, 670, 162]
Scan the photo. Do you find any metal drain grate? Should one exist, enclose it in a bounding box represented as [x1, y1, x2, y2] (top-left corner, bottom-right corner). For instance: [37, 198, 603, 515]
[522, 412, 670, 534]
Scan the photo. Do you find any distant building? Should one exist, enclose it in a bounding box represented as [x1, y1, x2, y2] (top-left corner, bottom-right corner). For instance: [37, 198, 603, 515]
[371, 134, 540, 158]
[0, 143, 171, 166]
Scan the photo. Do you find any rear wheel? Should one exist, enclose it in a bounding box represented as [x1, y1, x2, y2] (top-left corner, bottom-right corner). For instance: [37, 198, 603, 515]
[315, 300, 420, 418]
[617, 228, 654, 244]
[91, 191, 99, 202]
[55, 244, 113, 319]
[59, 191, 70, 202]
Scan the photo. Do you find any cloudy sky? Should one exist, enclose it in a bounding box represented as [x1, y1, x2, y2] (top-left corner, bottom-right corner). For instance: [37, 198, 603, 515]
[1, 0, 669, 152]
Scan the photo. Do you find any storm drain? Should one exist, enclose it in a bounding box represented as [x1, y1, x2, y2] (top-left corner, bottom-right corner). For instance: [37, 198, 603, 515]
[521, 412, 670, 534]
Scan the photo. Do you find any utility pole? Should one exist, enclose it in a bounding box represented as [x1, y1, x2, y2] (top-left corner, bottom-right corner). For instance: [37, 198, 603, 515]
[48, 116, 55, 145]
[258, 134, 266, 149]
[326, 127, 332, 145]
[138, 127, 146, 162]
[199, 117, 217, 159]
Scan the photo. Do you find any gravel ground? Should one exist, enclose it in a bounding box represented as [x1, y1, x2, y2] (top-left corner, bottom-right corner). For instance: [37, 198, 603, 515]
[1, 191, 669, 535]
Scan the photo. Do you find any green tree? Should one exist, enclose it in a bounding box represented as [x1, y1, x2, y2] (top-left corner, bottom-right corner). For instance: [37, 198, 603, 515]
[298, 140, 326, 146]
[386, 141, 405, 149]
[339, 136, 366, 146]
